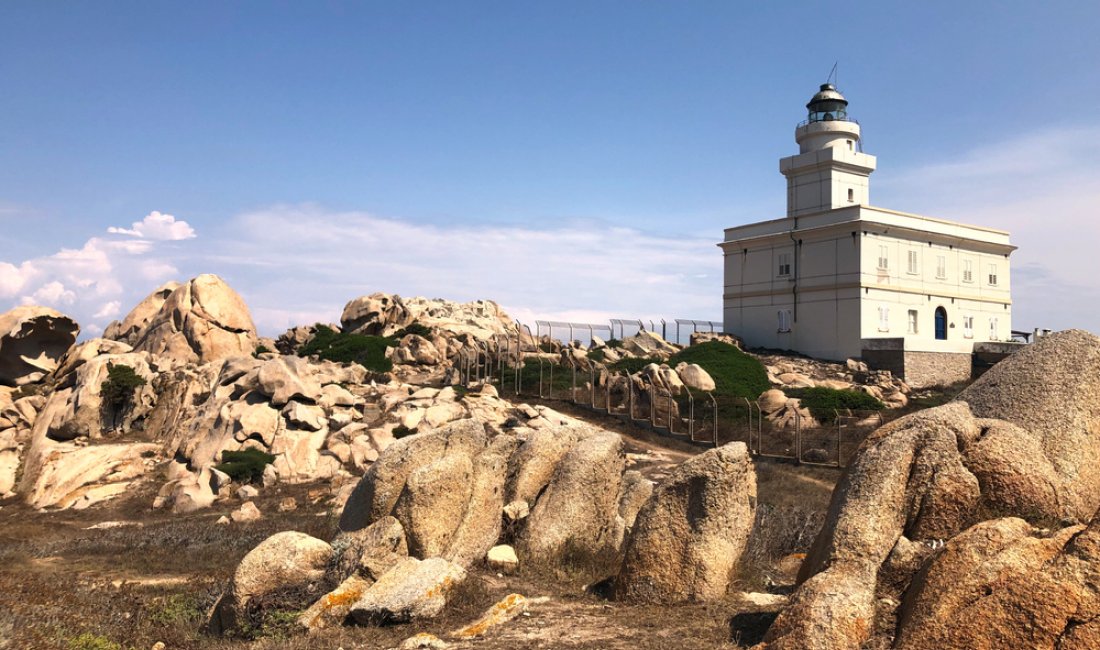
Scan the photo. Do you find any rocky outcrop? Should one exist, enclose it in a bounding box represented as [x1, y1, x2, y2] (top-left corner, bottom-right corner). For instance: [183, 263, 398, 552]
[615, 442, 756, 603]
[104, 282, 180, 345]
[347, 557, 467, 625]
[519, 431, 625, 561]
[133, 274, 258, 364]
[207, 531, 333, 635]
[0, 306, 79, 386]
[341, 293, 513, 341]
[759, 330, 1100, 649]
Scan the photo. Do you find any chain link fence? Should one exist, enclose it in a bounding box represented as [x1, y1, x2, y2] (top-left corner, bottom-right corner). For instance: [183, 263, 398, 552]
[454, 323, 894, 468]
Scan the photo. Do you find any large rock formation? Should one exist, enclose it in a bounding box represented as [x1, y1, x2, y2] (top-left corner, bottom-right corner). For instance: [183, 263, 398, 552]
[0, 306, 79, 386]
[132, 274, 258, 364]
[340, 292, 513, 341]
[759, 330, 1100, 649]
[104, 282, 180, 345]
[615, 442, 756, 603]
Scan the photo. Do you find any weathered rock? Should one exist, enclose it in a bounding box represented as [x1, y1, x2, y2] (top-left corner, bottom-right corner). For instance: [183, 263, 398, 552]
[521, 431, 625, 560]
[347, 557, 466, 625]
[617, 470, 654, 532]
[283, 401, 326, 431]
[207, 531, 332, 635]
[444, 434, 516, 567]
[504, 426, 584, 507]
[104, 282, 180, 345]
[258, 356, 322, 407]
[958, 329, 1100, 520]
[757, 389, 788, 414]
[394, 453, 474, 558]
[894, 516, 1096, 649]
[230, 501, 262, 523]
[451, 593, 528, 639]
[675, 363, 716, 392]
[339, 419, 488, 532]
[399, 633, 449, 650]
[133, 274, 258, 364]
[486, 545, 519, 574]
[615, 442, 756, 603]
[297, 574, 373, 632]
[0, 306, 79, 386]
[331, 515, 409, 583]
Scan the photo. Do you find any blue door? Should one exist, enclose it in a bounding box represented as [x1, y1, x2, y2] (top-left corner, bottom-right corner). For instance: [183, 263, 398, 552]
[935, 307, 947, 340]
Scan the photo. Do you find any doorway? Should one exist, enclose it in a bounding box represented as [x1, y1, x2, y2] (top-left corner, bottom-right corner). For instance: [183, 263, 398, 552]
[935, 307, 948, 340]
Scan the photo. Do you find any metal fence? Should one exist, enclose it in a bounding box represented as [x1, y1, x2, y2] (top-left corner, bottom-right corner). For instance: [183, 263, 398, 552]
[453, 323, 892, 468]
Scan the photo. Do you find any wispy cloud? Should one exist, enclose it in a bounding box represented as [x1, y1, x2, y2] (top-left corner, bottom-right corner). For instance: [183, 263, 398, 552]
[107, 211, 196, 241]
[878, 125, 1100, 334]
[207, 205, 722, 335]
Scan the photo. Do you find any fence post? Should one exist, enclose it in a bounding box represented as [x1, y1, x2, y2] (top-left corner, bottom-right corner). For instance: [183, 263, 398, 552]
[570, 357, 577, 404]
[795, 410, 802, 464]
[688, 390, 695, 441]
[709, 392, 718, 447]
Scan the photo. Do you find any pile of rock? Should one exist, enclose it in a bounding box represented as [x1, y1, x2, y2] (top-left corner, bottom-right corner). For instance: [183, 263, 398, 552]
[757, 354, 910, 409]
[207, 413, 760, 635]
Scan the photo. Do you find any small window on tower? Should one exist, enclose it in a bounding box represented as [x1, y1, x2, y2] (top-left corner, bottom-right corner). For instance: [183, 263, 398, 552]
[777, 252, 792, 277]
[847, 140, 853, 151]
[848, 188, 854, 202]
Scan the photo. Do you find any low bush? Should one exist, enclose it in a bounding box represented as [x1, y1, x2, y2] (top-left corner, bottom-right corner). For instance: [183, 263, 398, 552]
[668, 341, 770, 400]
[587, 348, 606, 363]
[298, 325, 395, 372]
[66, 633, 122, 650]
[784, 386, 884, 422]
[607, 357, 660, 375]
[214, 448, 276, 484]
[393, 321, 432, 338]
[392, 424, 417, 439]
[604, 338, 624, 349]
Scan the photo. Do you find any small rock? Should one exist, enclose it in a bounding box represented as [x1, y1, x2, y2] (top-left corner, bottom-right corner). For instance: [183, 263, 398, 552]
[451, 593, 528, 639]
[237, 485, 259, 500]
[486, 545, 519, 574]
[503, 500, 530, 521]
[230, 501, 262, 523]
[278, 496, 298, 512]
[216, 515, 230, 525]
[398, 633, 448, 649]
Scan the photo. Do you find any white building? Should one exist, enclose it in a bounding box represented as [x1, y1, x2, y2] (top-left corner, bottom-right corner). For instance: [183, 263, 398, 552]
[719, 83, 1015, 386]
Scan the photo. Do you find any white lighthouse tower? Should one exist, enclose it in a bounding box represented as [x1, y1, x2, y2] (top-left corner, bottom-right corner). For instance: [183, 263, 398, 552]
[720, 81, 1016, 387]
[779, 84, 877, 217]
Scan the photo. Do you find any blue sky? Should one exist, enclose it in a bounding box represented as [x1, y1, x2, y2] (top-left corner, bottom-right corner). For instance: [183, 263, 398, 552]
[2, 2, 1099, 337]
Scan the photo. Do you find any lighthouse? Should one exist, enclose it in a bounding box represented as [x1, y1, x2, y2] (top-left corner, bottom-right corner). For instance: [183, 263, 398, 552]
[719, 81, 1016, 387]
[780, 84, 877, 217]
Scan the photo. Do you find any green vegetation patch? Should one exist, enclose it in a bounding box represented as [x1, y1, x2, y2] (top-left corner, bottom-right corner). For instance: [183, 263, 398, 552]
[100, 363, 147, 410]
[298, 325, 395, 372]
[214, 448, 276, 484]
[393, 321, 433, 338]
[783, 386, 884, 422]
[668, 341, 770, 400]
[608, 357, 661, 375]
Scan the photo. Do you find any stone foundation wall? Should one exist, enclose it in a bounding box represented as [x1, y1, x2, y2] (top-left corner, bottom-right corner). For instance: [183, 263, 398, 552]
[861, 348, 973, 388]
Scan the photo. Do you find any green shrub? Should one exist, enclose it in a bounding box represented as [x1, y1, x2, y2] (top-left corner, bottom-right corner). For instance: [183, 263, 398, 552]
[605, 338, 624, 349]
[214, 448, 276, 484]
[608, 357, 660, 375]
[254, 344, 272, 356]
[587, 349, 606, 363]
[100, 363, 147, 430]
[393, 321, 432, 338]
[668, 341, 770, 399]
[101, 363, 146, 409]
[67, 633, 122, 650]
[783, 386, 884, 422]
[392, 424, 417, 439]
[298, 325, 395, 372]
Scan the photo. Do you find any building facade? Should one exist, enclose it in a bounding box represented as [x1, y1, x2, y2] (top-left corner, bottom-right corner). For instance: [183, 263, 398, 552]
[720, 84, 1015, 386]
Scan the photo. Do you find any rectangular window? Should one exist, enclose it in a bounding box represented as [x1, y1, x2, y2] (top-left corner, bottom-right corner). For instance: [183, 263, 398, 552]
[777, 309, 792, 333]
[847, 188, 854, 202]
[907, 309, 918, 334]
[989, 317, 999, 340]
[777, 252, 792, 277]
[847, 140, 853, 151]
[988, 264, 998, 286]
[963, 316, 974, 339]
[907, 250, 918, 274]
[878, 245, 889, 271]
[878, 306, 890, 332]
[936, 255, 947, 279]
[963, 260, 973, 283]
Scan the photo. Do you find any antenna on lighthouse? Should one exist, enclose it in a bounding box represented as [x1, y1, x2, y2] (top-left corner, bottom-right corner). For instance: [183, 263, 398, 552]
[826, 62, 838, 87]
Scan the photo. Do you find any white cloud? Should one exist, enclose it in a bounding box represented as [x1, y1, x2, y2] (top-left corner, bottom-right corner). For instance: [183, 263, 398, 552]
[93, 300, 122, 319]
[877, 125, 1100, 335]
[0, 212, 194, 336]
[107, 211, 196, 241]
[207, 205, 722, 336]
[20, 281, 76, 307]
